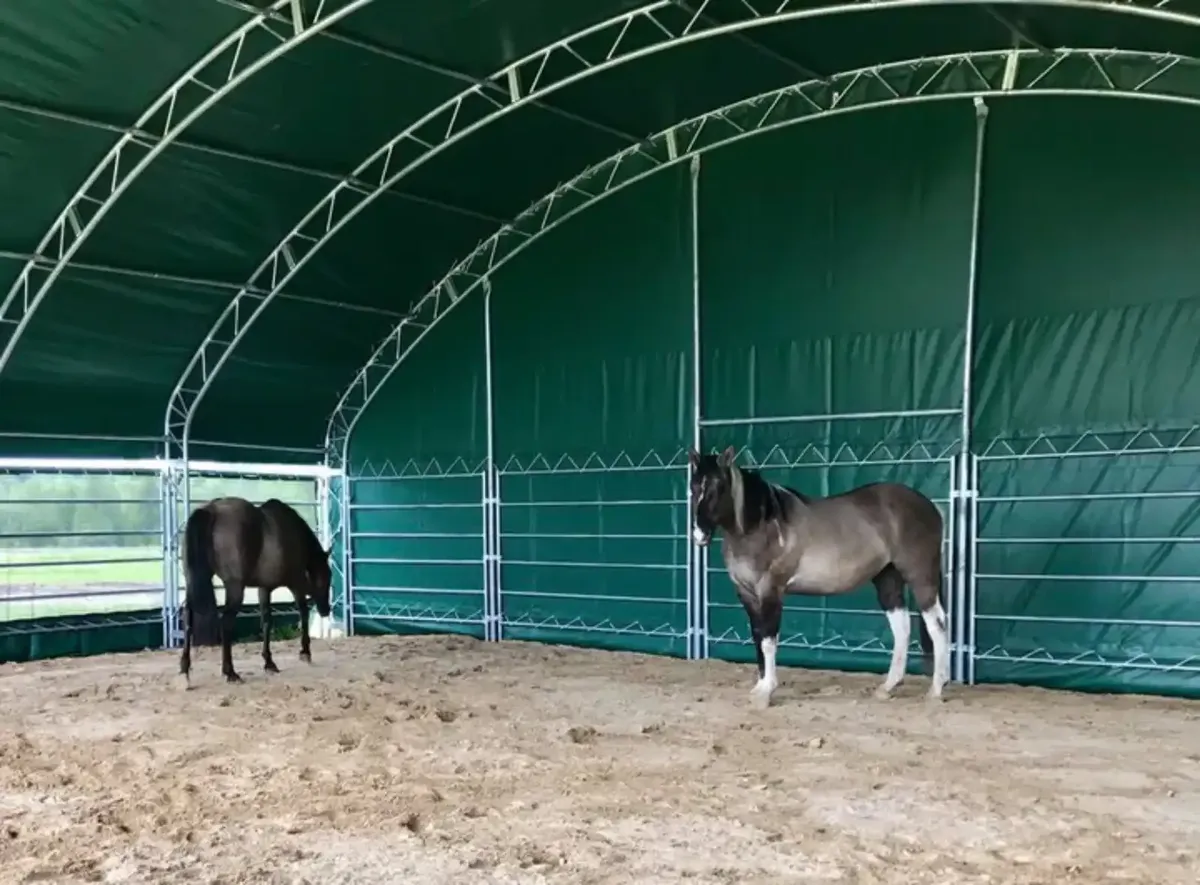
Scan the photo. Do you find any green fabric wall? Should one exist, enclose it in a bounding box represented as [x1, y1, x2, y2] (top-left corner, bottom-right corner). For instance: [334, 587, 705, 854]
[699, 102, 974, 674]
[490, 169, 692, 656]
[346, 297, 488, 635]
[971, 100, 1200, 697]
[348, 97, 1200, 698]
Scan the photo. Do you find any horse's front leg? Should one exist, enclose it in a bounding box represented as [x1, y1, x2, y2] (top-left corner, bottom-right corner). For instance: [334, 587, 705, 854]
[749, 584, 784, 710]
[736, 585, 768, 707]
[259, 586, 279, 673]
[294, 588, 312, 663]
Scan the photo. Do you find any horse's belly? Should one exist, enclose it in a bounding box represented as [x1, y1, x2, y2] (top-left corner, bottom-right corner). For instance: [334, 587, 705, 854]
[787, 550, 881, 595]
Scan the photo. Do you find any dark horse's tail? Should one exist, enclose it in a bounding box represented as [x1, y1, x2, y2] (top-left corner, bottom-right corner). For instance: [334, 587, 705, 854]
[916, 574, 944, 676]
[184, 507, 221, 646]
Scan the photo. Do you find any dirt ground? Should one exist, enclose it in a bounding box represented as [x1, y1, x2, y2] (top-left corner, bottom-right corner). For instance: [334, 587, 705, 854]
[0, 635, 1197, 885]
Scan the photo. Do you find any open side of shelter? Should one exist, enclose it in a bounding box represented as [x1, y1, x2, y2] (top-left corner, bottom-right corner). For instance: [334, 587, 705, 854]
[0, 1, 1196, 700]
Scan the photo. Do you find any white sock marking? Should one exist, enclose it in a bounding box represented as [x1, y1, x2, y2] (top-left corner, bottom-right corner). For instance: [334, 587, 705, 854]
[921, 602, 950, 697]
[752, 636, 779, 705]
[880, 608, 910, 695]
[758, 633, 777, 690]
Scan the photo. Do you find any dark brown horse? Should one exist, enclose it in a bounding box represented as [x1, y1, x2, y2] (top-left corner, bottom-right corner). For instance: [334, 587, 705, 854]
[690, 446, 948, 708]
[180, 496, 332, 685]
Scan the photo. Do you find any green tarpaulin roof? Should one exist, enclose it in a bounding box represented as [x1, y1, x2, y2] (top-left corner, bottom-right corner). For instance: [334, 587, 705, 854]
[0, 0, 1193, 461]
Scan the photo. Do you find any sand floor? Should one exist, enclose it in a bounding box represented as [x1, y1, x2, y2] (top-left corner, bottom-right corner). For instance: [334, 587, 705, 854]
[0, 633, 1197, 884]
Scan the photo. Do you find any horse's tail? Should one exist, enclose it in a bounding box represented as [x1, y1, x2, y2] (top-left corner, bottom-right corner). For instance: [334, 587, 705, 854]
[184, 507, 221, 646]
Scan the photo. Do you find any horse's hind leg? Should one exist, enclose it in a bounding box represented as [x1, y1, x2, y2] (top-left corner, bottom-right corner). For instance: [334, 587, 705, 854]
[259, 586, 279, 673]
[178, 598, 193, 685]
[221, 582, 244, 683]
[910, 572, 949, 702]
[872, 566, 909, 699]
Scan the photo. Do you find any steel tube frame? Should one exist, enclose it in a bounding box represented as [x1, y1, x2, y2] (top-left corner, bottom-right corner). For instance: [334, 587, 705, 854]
[0, 457, 171, 639]
[174, 0, 1200, 475]
[969, 433, 1200, 678]
[0, 0, 386, 384]
[688, 154, 704, 660]
[951, 95, 990, 682]
[482, 280, 502, 642]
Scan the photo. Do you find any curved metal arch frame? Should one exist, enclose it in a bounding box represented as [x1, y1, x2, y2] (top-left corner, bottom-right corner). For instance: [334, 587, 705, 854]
[0, 0, 395, 381]
[325, 45, 1200, 468]
[164, 0, 1200, 461]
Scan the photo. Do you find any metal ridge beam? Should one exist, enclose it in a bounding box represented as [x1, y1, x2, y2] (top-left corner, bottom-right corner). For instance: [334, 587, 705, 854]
[323, 47, 1200, 466]
[0, 0, 385, 391]
[163, 0, 1200, 460]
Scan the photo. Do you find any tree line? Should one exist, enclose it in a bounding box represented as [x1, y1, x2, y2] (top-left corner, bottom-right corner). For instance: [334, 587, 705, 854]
[0, 472, 319, 549]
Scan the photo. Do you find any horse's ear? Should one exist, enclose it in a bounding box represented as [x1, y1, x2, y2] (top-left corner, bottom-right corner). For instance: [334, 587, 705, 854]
[687, 448, 701, 470]
[718, 445, 737, 468]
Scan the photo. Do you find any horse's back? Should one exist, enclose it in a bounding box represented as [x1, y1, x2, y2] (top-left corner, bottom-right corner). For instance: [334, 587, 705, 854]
[198, 496, 265, 581]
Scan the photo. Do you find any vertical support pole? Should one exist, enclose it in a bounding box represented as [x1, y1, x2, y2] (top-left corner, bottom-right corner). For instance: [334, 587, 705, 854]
[316, 472, 332, 549]
[341, 467, 354, 636]
[314, 469, 332, 638]
[159, 455, 178, 650]
[178, 438, 193, 649]
[482, 277, 501, 642]
[944, 453, 957, 678]
[953, 96, 989, 683]
[967, 451, 980, 684]
[688, 154, 707, 660]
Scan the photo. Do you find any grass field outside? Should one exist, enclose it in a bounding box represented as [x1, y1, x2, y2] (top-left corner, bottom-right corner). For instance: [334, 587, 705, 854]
[0, 546, 292, 623]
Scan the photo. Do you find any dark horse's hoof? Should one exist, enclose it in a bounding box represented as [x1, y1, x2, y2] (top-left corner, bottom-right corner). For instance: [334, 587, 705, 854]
[263, 660, 280, 673]
[224, 672, 244, 684]
[299, 651, 312, 664]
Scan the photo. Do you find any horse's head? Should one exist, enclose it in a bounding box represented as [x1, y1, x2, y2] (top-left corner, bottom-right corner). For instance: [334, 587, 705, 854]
[688, 445, 741, 546]
[308, 545, 334, 618]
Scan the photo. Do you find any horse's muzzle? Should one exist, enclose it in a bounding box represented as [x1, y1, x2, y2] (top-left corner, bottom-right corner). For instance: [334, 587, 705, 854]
[691, 527, 711, 547]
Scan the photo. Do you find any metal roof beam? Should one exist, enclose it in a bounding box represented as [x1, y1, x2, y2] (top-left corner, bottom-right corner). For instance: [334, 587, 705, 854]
[212, 0, 642, 143]
[0, 0, 390, 394]
[0, 249, 405, 319]
[323, 47, 1199, 465]
[171, 0, 1200, 465]
[674, 1, 829, 82]
[164, 0, 1200, 465]
[0, 94, 500, 225]
[982, 4, 1052, 52]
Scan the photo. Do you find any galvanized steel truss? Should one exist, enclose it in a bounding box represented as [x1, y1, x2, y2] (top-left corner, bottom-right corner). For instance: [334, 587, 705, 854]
[165, 0, 1200, 464]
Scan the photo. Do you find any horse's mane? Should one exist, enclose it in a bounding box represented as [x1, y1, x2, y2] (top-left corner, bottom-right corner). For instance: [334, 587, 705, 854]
[727, 464, 803, 534]
[261, 498, 325, 564]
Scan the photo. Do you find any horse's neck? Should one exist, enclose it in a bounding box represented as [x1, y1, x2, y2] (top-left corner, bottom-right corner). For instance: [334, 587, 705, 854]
[733, 474, 788, 533]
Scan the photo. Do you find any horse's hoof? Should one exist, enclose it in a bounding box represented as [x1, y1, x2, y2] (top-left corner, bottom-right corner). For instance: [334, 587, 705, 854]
[263, 661, 280, 674]
[749, 683, 775, 710]
[874, 684, 895, 700]
[224, 672, 243, 684]
[925, 690, 945, 706]
[175, 672, 192, 692]
[299, 651, 312, 664]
